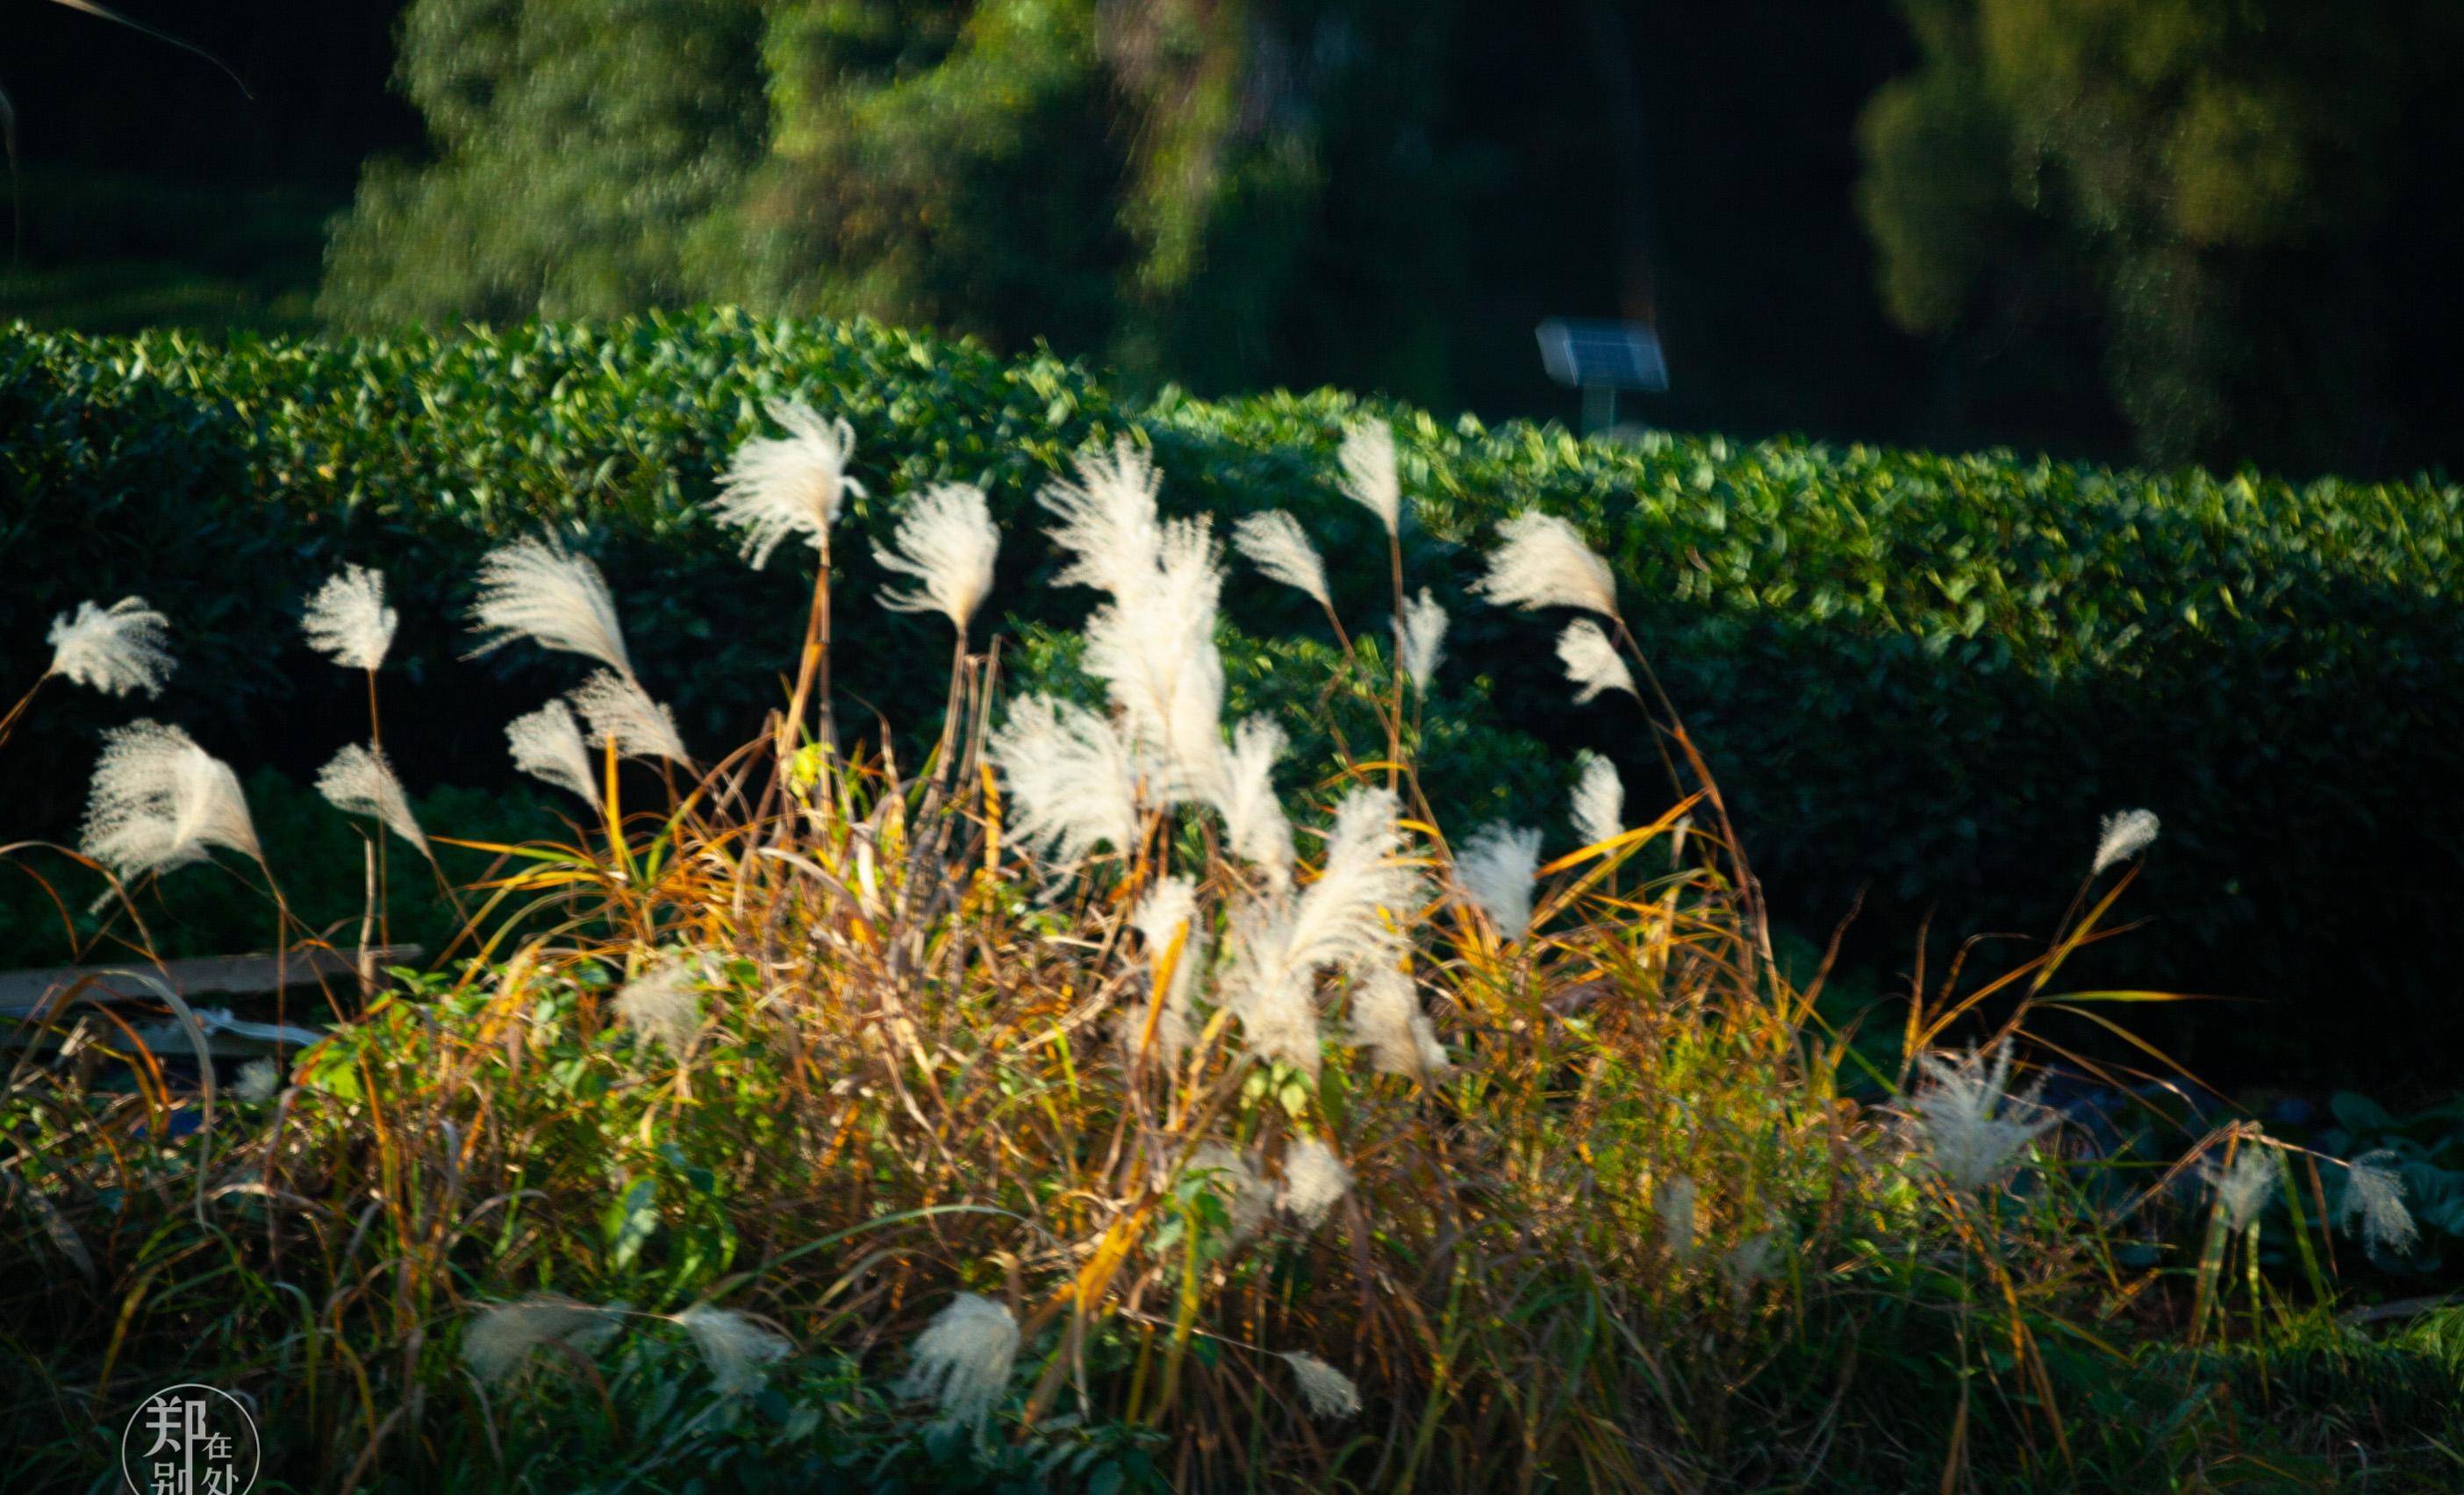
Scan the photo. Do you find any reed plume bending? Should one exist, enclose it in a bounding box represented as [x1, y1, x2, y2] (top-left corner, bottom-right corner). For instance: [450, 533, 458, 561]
[314, 742, 428, 857]
[506, 699, 601, 809]
[79, 719, 262, 881]
[467, 536, 635, 676]
[45, 596, 175, 698]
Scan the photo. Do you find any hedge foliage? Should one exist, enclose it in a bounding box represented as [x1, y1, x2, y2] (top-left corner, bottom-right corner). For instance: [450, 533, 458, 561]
[4, 310, 2458, 1078]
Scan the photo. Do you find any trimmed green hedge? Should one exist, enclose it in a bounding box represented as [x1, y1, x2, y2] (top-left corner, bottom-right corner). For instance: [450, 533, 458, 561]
[4, 310, 2459, 1078]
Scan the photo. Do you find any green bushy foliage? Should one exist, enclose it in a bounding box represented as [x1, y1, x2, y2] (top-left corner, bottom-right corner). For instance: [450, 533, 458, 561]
[4, 309, 2460, 1078]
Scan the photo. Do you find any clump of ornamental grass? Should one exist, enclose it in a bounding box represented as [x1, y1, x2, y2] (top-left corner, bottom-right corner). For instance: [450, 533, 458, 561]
[8, 430, 2394, 1493]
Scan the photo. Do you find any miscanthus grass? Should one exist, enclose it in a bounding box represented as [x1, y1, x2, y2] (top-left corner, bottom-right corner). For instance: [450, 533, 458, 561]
[46, 596, 175, 698]
[4, 428, 2425, 1494]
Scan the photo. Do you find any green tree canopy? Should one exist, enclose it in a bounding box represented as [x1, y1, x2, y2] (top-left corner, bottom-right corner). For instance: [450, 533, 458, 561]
[324, 0, 1468, 400]
[1859, 0, 2464, 470]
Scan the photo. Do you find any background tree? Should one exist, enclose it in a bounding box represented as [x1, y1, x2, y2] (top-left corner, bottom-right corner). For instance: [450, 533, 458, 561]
[319, 0, 769, 325]
[1859, 0, 2464, 471]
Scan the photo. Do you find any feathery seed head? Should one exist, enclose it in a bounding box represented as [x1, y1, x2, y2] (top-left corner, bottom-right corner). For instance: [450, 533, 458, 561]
[80, 721, 261, 880]
[315, 743, 428, 856]
[47, 597, 175, 697]
[1394, 589, 1448, 694]
[614, 954, 704, 1056]
[1294, 786, 1420, 973]
[991, 695, 1143, 864]
[1337, 419, 1400, 536]
[467, 537, 634, 675]
[1231, 510, 1331, 609]
[1224, 787, 1419, 1076]
[302, 565, 397, 670]
[506, 699, 601, 808]
[1723, 1232, 1784, 1301]
[1215, 716, 1295, 886]
[1224, 934, 1325, 1077]
[1557, 619, 1637, 704]
[1188, 1142, 1275, 1243]
[1909, 1045, 2056, 1193]
[2210, 1141, 2277, 1231]
[1571, 751, 1625, 849]
[1656, 1175, 1701, 1259]
[1133, 877, 1204, 1056]
[234, 1058, 282, 1103]
[464, 1295, 624, 1382]
[1082, 518, 1227, 801]
[1280, 1352, 1363, 1419]
[712, 400, 864, 569]
[1475, 511, 1619, 616]
[2092, 808, 2160, 876]
[875, 482, 999, 631]
[898, 1293, 1020, 1427]
[570, 670, 689, 763]
[2338, 1152, 2418, 1255]
[1349, 965, 1446, 1079]
[1456, 822, 1542, 941]
[1041, 438, 1165, 599]
[1279, 1136, 1352, 1228]
[676, 1305, 791, 1397]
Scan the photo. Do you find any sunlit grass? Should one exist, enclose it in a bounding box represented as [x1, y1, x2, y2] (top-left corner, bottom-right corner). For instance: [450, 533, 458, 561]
[4, 423, 2457, 1492]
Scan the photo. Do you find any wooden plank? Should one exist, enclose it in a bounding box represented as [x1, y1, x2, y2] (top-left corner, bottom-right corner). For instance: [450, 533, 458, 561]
[0, 946, 424, 1019]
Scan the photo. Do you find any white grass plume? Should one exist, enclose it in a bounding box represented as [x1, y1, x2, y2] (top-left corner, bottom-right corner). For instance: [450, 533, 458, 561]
[1656, 1175, 1701, 1259]
[875, 482, 999, 631]
[1040, 438, 1165, 599]
[301, 564, 397, 670]
[1279, 1137, 1352, 1228]
[676, 1305, 792, 1396]
[1558, 619, 1637, 704]
[2337, 1152, 2418, 1255]
[1455, 822, 1542, 941]
[570, 670, 689, 762]
[2210, 1141, 2276, 1231]
[464, 1295, 624, 1382]
[1279, 1351, 1363, 1419]
[1223, 787, 1420, 1076]
[47, 597, 175, 697]
[1348, 965, 1449, 1079]
[1232, 510, 1331, 608]
[1082, 518, 1227, 801]
[315, 743, 428, 856]
[2091, 808, 2160, 876]
[1288, 786, 1420, 975]
[991, 695, 1142, 863]
[1132, 877, 1204, 1057]
[1571, 751, 1624, 848]
[1223, 937, 1324, 1077]
[1723, 1233, 1783, 1303]
[1475, 511, 1618, 616]
[899, 1292, 1019, 1427]
[1215, 717, 1295, 886]
[614, 954, 704, 1056]
[1909, 1045, 2056, 1193]
[507, 700, 601, 808]
[234, 1057, 282, 1103]
[712, 400, 864, 569]
[1338, 419, 1400, 536]
[1188, 1142, 1274, 1242]
[467, 536, 634, 675]
[81, 721, 261, 880]
[1394, 589, 1447, 694]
